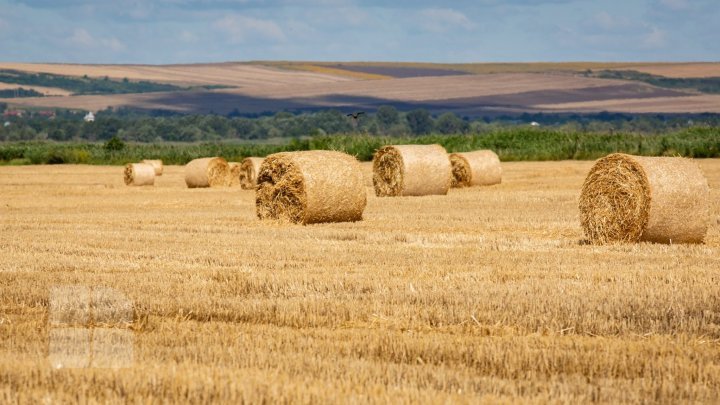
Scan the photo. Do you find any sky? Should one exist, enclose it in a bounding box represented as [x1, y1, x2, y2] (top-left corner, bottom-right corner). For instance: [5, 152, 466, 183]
[0, 0, 717, 64]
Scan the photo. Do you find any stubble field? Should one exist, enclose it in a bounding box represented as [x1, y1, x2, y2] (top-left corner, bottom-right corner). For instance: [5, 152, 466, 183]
[1, 160, 720, 403]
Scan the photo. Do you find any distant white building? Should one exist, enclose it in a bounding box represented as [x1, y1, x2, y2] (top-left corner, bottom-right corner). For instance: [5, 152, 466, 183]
[84, 112, 95, 122]
[530, 121, 540, 127]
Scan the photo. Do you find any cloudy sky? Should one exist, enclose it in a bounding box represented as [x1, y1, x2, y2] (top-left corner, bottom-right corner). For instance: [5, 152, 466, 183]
[0, 0, 717, 64]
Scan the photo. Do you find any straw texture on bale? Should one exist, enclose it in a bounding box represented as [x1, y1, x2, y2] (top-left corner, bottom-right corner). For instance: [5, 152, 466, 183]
[450, 150, 502, 187]
[579, 153, 709, 244]
[123, 163, 155, 186]
[184, 157, 230, 188]
[373, 144, 451, 197]
[240, 157, 264, 190]
[226, 162, 242, 187]
[141, 159, 163, 176]
[256, 151, 366, 224]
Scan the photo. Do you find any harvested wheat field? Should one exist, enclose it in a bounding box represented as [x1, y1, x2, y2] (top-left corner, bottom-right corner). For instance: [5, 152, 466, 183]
[1, 160, 720, 403]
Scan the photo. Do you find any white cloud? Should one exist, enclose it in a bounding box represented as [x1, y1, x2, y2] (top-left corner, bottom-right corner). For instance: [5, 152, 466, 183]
[68, 28, 127, 52]
[418, 8, 474, 33]
[179, 30, 198, 43]
[214, 15, 286, 43]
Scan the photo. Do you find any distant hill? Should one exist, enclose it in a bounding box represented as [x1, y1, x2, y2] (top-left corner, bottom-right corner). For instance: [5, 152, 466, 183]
[1, 61, 719, 116]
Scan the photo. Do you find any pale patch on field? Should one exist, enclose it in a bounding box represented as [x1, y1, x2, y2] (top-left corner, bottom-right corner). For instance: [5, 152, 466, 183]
[628, 63, 720, 78]
[0, 62, 353, 87]
[534, 94, 720, 113]
[0, 82, 72, 96]
[1, 160, 719, 402]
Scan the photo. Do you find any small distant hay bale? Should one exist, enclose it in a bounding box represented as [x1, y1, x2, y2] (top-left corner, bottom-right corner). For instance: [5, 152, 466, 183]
[124, 163, 155, 186]
[226, 162, 242, 187]
[373, 144, 451, 197]
[141, 159, 163, 176]
[256, 151, 366, 224]
[449, 150, 502, 187]
[579, 153, 709, 244]
[184, 157, 230, 188]
[240, 157, 264, 190]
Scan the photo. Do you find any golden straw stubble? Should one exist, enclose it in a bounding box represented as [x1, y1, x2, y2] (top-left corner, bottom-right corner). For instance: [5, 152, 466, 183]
[579, 153, 709, 244]
[240, 157, 264, 190]
[373, 144, 451, 197]
[256, 151, 366, 224]
[123, 163, 155, 186]
[184, 157, 230, 188]
[449, 150, 502, 187]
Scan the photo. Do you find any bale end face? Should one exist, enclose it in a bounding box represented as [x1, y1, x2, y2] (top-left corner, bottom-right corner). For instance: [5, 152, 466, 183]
[372, 146, 404, 197]
[256, 156, 307, 223]
[449, 154, 471, 187]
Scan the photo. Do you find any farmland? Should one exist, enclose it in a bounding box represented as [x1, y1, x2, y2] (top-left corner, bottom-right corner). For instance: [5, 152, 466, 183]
[1, 161, 720, 402]
[1, 62, 719, 115]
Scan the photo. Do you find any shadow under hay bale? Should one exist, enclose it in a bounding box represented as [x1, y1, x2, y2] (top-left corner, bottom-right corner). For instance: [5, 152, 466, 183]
[579, 153, 709, 244]
[184, 157, 230, 188]
[240, 157, 264, 190]
[124, 163, 155, 186]
[373, 144, 451, 197]
[450, 150, 502, 187]
[141, 159, 163, 176]
[256, 151, 366, 224]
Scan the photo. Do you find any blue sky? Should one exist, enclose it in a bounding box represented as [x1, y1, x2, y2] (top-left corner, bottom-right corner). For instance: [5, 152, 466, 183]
[0, 0, 717, 63]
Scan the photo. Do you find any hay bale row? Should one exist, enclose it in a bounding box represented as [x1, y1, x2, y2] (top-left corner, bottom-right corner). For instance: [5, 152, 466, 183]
[240, 157, 264, 190]
[124, 163, 155, 186]
[227, 162, 242, 187]
[450, 150, 502, 187]
[185, 157, 230, 188]
[579, 153, 709, 245]
[256, 151, 366, 224]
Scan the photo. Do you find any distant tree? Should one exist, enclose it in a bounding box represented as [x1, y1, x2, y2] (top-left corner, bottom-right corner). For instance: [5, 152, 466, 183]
[104, 135, 125, 152]
[376, 105, 399, 129]
[406, 109, 433, 135]
[435, 112, 469, 134]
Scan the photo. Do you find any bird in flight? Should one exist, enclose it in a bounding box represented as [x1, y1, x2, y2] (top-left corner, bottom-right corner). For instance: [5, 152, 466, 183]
[346, 112, 365, 120]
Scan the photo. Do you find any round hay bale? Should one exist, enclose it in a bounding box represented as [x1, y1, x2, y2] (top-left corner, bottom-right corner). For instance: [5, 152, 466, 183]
[141, 159, 163, 176]
[184, 157, 230, 188]
[226, 162, 242, 187]
[256, 151, 366, 224]
[124, 163, 155, 186]
[579, 153, 709, 244]
[373, 144, 451, 197]
[450, 150, 502, 187]
[240, 157, 264, 190]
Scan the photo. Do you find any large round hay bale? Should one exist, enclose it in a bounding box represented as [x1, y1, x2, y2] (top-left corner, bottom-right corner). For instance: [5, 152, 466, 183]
[579, 153, 709, 244]
[226, 162, 241, 187]
[450, 150, 502, 187]
[184, 157, 230, 188]
[373, 144, 451, 197]
[256, 151, 366, 224]
[124, 163, 155, 186]
[141, 159, 163, 176]
[240, 157, 264, 190]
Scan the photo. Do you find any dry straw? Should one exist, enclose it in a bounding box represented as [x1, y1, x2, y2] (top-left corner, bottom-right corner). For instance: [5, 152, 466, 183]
[141, 159, 163, 176]
[184, 157, 230, 188]
[240, 157, 264, 190]
[449, 150, 502, 187]
[226, 162, 242, 187]
[373, 144, 451, 197]
[579, 153, 709, 244]
[256, 151, 366, 224]
[123, 163, 155, 186]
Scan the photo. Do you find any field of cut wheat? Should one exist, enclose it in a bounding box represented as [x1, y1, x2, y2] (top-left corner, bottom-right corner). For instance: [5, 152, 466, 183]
[1, 160, 720, 403]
